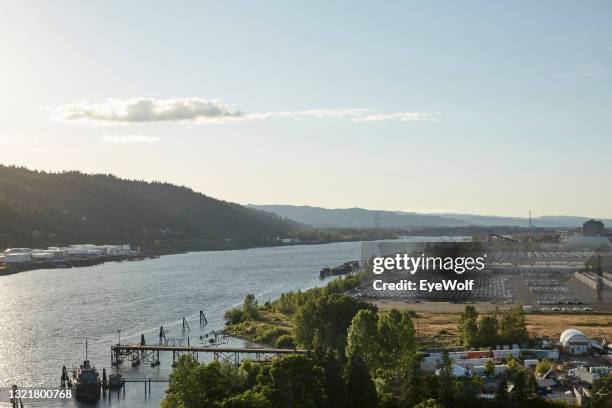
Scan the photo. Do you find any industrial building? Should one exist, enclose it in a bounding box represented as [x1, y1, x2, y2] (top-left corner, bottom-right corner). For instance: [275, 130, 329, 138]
[559, 329, 590, 355]
[583, 219, 605, 237]
[565, 235, 611, 250]
[1, 244, 138, 269]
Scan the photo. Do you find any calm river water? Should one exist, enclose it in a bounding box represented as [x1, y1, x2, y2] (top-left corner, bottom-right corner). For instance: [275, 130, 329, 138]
[0, 242, 361, 407]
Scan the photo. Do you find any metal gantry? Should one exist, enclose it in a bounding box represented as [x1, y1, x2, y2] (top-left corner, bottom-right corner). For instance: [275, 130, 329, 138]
[111, 344, 307, 367]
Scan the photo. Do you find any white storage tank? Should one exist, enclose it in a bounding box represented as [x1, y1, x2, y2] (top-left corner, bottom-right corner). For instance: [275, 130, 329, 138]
[4, 248, 33, 254]
[5, 253, 32, 263]
[31, 251, 55, 260]
[32, 251, 55, 260]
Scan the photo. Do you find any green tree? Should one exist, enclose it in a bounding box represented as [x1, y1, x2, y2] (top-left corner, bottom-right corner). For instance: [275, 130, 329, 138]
[499, 304, 528, 345]
[506, 354, 519, 376]
[378, 309, 416, 364]
[458, 306, 479, 347]
[224, 307, 244, 324]
[162, 356, 243, 408]
[477, 315, 499, 347]
[294, 298, 320, 348]
[346, 309, 381, 369]
[378, 309, 418, 400]
[413, 399, 444, 408]
[526, 371, 538, 399]
[294, 294, 375, 350]
[263, 354, 326, 408]
[243, 294, 259, 320]
[484, 360, 495, 377]
[420, 374, 441, 403]
[238, 360, 261, 389]
[320, 350, 348, 408]
[437, 350, 455, 406]
[216, 390, 271, 408]
[510, 369, 532, 402]
[274, 334, 295, 348]
[495, 377, 510, 408]
[535, 359, 553, 376]
[454, 376, 481, 406]
[345, 355, 378, 408]
[592, 375, 612, 408]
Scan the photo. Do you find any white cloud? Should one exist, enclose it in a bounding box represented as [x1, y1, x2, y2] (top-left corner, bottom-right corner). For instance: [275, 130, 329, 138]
[102, 134, 162, 144]
[290, 108, 372, 119]
[48, 98, 435, 125]
[288, 109, 433, 122]
[0, 132, 25, 144]
[352, 112, 432, 122]
[49, 97, 243, 125]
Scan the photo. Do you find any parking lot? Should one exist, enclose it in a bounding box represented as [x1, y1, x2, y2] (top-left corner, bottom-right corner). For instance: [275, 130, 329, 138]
[512, 268, 597, 313]
[356, 270, 515, 302]
[488, 250, 594, 265]
[355, 264, 610, 313]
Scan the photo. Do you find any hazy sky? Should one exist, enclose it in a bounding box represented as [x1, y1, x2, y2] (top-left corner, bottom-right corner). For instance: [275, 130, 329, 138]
[1, 1, 611, 218]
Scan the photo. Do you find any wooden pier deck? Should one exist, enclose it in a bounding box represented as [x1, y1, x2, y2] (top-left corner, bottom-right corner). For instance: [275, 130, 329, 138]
[112, 344, 307, 353]
[111, 344, 308, 366]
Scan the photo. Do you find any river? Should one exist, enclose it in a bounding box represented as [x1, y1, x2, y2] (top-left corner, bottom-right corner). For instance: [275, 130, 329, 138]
[0, 242, 361, 407]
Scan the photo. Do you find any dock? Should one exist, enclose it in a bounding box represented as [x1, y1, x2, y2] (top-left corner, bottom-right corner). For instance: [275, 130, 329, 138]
[111, 344, 308, 366]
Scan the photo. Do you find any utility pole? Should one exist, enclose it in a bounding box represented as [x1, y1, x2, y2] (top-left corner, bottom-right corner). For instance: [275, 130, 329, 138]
[528, 210, 534, 238]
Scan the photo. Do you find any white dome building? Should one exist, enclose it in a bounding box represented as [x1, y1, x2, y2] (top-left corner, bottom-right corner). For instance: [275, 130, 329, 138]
[560, 329, 589, 355]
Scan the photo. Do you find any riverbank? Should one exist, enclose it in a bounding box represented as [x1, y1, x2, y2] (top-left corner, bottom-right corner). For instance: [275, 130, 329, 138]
[223, 274, 364, 348]
[224, 308, 295, 347]
[0, 237, 358, 278]
[0, 254, 160, 277]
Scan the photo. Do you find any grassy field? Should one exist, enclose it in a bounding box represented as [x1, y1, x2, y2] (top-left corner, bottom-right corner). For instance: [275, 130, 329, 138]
[409, 310, 612, 348]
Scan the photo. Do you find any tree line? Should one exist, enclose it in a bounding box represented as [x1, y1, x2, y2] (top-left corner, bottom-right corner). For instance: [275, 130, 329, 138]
[457, 305, 529, 349]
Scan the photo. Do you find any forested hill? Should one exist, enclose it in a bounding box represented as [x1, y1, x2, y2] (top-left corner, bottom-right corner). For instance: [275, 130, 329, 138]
[0, 165, 295, 250]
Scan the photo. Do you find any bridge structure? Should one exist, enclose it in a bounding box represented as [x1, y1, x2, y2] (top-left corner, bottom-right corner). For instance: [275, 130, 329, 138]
[111, 344, 308, 367]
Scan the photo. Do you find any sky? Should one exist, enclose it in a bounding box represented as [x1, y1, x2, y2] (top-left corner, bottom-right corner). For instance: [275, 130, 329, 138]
[0, 1, 611, 218]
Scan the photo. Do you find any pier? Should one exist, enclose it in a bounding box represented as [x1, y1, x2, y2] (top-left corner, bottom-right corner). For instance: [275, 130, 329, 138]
[111, 344, 308, 366]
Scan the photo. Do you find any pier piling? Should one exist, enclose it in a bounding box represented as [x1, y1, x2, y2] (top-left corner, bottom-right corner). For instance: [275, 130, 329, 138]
[159, 326, 166, 344]
[60, 366, 68, 388]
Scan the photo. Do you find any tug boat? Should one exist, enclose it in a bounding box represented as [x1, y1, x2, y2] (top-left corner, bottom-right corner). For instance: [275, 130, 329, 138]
[71, 340, 101, 401]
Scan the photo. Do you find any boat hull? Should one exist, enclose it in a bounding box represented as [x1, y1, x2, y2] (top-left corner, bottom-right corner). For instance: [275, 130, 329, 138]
[74, 384, 101, 401]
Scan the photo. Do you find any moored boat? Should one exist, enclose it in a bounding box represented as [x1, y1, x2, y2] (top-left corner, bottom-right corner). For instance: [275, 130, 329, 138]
[108, 373, 123, 389]
[70, 340, 101, 401]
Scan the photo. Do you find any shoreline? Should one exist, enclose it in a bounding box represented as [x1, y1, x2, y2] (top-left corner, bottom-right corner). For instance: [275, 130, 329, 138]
[0, 238, 366, 278]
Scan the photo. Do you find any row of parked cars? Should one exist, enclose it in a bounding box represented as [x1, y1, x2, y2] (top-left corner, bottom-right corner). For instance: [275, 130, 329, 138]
[540, 306, 593, 313]
[537, 296, 584, 305]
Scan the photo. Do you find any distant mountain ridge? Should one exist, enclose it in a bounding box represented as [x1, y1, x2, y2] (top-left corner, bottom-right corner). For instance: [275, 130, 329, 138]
[249, 204, 610, 229]
[0, 165, 295, 249]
